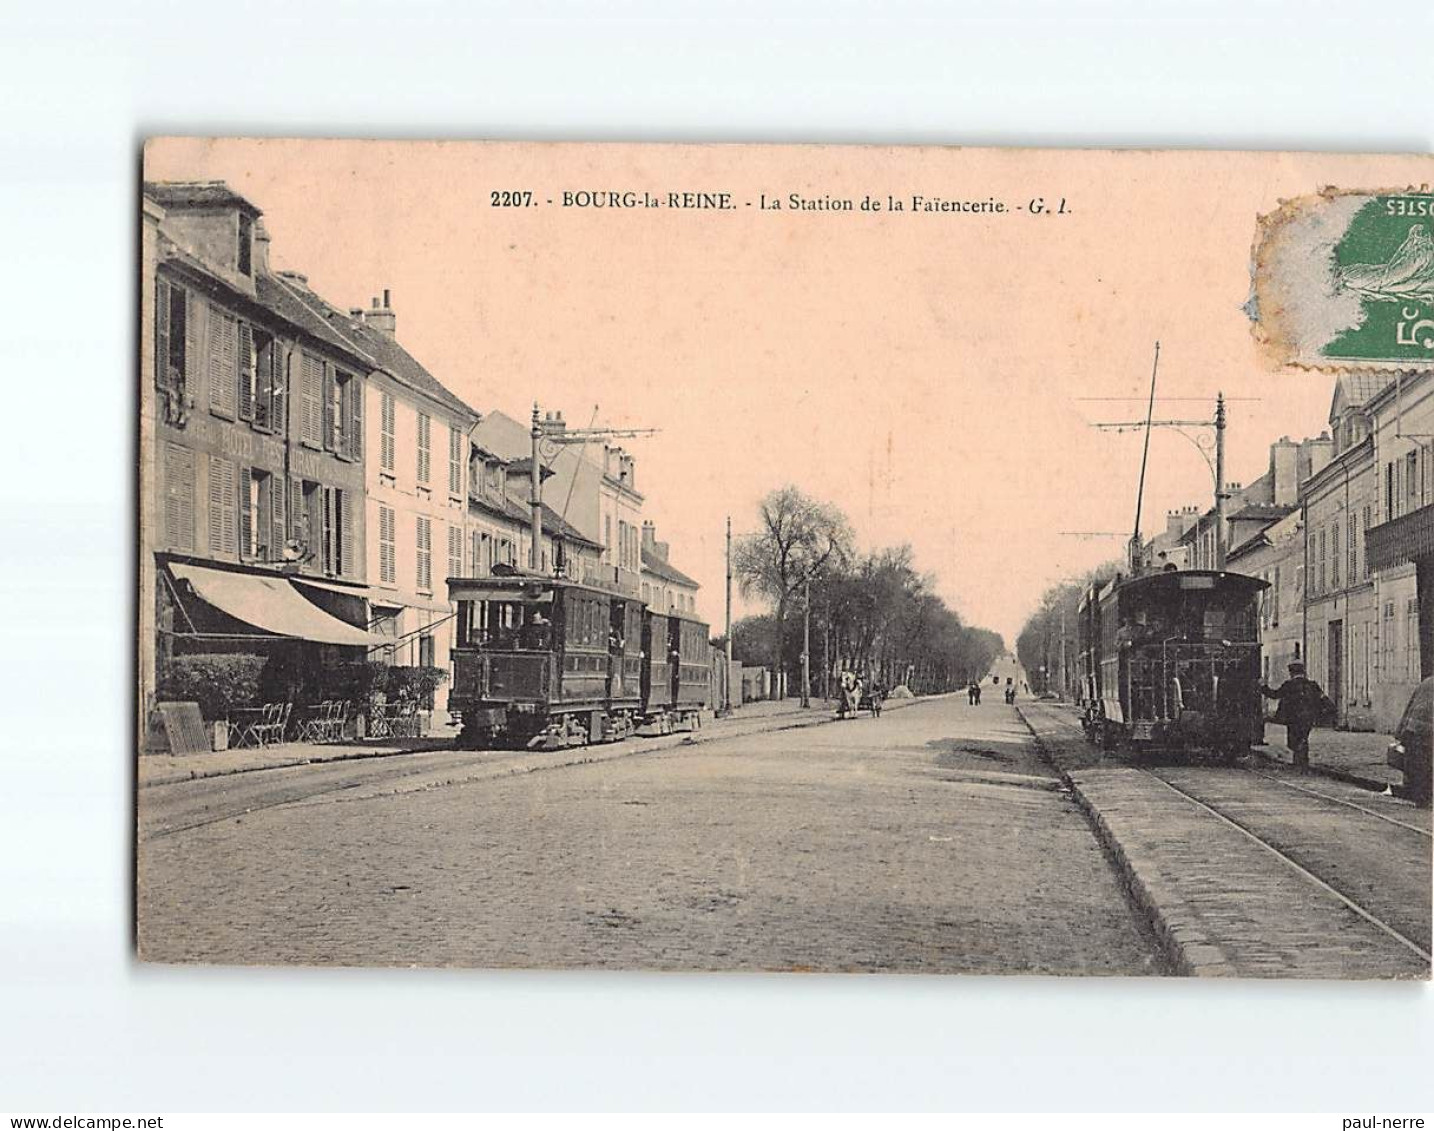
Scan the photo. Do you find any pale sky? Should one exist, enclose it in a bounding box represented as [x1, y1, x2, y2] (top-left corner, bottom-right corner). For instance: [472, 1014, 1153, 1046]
[145, 140, 1434, 645]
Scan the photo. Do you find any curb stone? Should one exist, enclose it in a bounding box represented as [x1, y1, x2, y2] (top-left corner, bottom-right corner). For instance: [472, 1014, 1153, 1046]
[1015, 704, 1235, 977]
[141, 693, 939, 790]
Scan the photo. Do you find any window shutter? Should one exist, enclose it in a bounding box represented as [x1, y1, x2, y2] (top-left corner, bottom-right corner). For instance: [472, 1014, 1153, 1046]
[380, 392, 395, 473]
[238, 466, 253, 558]
[379, 506, 395, 584]
[348, 378, 363, 460]
[155, 278, 171, 390]
[270, 476, 285, 562]
[209, 456, 236, 556]
[164, 443, 195, 551]
[322, 364, 336, 451]
[238, 324, 254, 422]
[271, 344, 286, 436]
[417, 413, 431, 483]
[208, 307, 238, 419]
[290, 477, 304, 543]
[253, 337, 271, 430]
[340, 489, 355, 578]
[184, 290, 199, 402]
[301, 353, 322, 446]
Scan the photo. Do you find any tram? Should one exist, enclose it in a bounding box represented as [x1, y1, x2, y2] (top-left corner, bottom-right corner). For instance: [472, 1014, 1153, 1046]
[448, 569, 711, 749]
[1075, 568, 1268, 761]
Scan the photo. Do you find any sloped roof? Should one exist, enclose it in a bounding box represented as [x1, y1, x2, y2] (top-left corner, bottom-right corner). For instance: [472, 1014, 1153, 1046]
[470, 490, 602, 550]
[256, 274, 377, 370]
[642, 545, 699, 589]
[1338, 373, 1394, 405]
[274, 276, 479, 422]
[1330, 373, 1394, 422]
[507, 457, 555, 481]
[1229, 503, 1295, 523]
[145, 180, 262, 215]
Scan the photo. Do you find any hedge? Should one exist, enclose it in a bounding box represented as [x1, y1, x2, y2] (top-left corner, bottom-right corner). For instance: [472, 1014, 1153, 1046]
[159, 654, 265, 721]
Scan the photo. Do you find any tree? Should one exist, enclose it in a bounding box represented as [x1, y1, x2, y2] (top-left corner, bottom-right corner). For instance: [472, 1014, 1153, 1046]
[1015, 558, 1123, 696]
[734, 487, 854, 693]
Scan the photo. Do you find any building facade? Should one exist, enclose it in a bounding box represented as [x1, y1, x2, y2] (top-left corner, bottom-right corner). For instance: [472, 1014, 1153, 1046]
[282, 284, 483, 701]
[640, 521, 701, 616]
[1302, 375, 1385, 731]
[1365, 370, 1433, 731]
[142, 182, 374, 724]
[1226, 506, 1305, 707]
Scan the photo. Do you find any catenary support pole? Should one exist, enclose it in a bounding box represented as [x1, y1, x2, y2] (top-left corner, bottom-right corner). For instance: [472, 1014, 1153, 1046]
[529, 402, 543, 571]
[724, 514, 733, 714]
[801, 576, 811, 708]
[1214, 391, 1228, 570]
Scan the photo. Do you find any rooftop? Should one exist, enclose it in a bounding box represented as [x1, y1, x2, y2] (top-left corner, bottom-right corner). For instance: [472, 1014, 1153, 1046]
[1228, 503, 1296, 523]
[282, 279, 479, 422]
[144, 180, 262, 216]
[642, 545, 699, 589]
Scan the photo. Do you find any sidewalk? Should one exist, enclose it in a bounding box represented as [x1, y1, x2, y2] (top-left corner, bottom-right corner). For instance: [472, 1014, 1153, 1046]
[1016, 700, 1402, 792]
[138, 695, 895, 788]
[1257, 724, 1400, 791]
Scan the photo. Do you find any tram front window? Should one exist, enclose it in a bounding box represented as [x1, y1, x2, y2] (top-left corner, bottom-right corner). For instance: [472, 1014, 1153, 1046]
[463, 599, 553, 650]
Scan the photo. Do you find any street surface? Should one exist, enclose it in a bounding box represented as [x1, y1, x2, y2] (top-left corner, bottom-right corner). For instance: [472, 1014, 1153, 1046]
[138, 696, 1164, 974]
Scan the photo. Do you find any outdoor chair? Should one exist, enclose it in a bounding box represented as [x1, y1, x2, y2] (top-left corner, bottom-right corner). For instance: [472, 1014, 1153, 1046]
[297, 700, 337, 743]
[250, 702, 291, 746]
[227, 706, 268, 749]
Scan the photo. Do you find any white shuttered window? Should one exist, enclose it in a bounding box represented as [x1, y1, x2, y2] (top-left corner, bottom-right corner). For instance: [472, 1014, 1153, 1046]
[416, 516, 432, 591]
[380, 391, 395, 474]
[417, 412, 431, 484]
[379, 505, 396, 585]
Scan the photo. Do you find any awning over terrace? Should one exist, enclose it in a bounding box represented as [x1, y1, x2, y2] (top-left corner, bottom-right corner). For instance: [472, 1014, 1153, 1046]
[169, 562, 377, 647]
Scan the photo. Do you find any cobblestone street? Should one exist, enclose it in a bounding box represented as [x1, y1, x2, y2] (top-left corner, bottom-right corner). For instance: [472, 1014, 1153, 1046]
[138, 696, 1163, 974]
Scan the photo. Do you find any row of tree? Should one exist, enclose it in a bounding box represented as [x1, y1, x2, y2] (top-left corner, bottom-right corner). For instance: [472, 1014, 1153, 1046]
[1013, 559, 1123, 696]
[728, 487, 1004, 697]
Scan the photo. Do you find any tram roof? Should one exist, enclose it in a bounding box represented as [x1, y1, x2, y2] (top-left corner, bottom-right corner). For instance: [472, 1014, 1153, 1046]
[447, 573, 634, 603]
[1115, 568, 1269, 599]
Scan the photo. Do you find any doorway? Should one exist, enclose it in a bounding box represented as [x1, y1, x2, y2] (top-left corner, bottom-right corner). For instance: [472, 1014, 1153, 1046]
[1327, 619, 1344, 728]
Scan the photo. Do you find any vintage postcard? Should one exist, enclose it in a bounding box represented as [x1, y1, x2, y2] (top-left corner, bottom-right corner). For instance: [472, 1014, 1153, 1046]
[137, 140, 1433, 977]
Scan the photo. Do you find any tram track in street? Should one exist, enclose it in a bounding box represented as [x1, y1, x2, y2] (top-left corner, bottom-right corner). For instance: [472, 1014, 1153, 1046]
[1141, 767, 1432, 967]
[1244, 766, 1432, 838]
[1020, 701, 1431, 976]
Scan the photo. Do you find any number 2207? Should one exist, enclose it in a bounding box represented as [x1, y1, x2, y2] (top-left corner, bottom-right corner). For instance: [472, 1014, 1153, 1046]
[490, 190, 534, 207]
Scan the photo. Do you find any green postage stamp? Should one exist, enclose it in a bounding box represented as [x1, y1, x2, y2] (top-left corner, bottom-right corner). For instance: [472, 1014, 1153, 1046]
[1253, 188, 1434, 367]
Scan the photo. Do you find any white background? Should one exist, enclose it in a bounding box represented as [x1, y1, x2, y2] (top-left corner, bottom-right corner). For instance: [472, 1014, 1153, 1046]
[2, 0, 1431, 1113]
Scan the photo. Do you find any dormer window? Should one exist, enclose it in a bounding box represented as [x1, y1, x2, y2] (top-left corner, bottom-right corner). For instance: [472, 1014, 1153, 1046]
[238, 212, 253, 276]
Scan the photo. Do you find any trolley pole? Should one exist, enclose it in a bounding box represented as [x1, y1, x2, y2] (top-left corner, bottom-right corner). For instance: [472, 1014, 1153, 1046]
[724, 514, 733, 715]
[1214, 390, 1228, 570]
[801, 576, 811, 708]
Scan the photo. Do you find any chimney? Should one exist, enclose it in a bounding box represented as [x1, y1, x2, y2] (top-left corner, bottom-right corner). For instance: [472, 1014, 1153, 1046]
[642, 520, 658, 554]
[1270, 437, 1300, 507]
[1302, 432, 1334, 483]
[366, 289, 396, 338]
[253, 219, 271, 275]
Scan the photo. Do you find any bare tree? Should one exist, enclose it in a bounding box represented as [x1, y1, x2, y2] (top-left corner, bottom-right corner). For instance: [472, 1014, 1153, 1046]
[734, 487, 854, 693]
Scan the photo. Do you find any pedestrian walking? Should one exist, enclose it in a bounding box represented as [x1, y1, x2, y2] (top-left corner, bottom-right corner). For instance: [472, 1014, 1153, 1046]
[1260, 661, 1332, 769]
